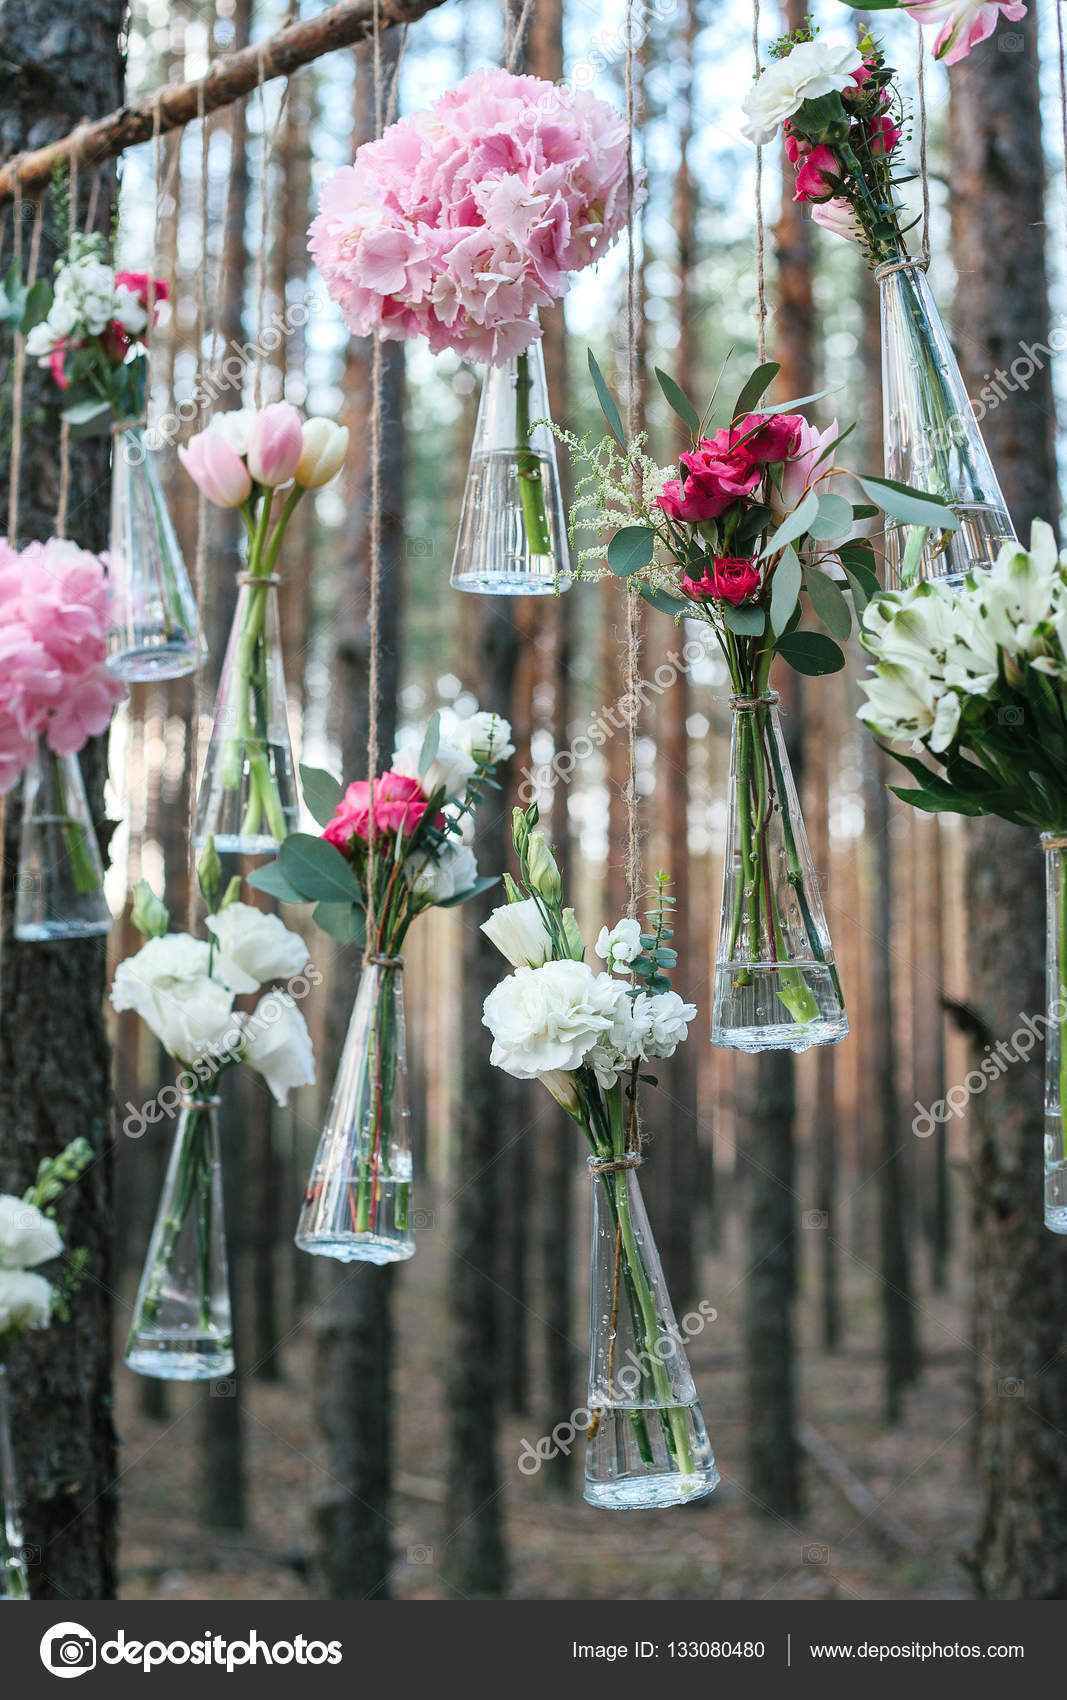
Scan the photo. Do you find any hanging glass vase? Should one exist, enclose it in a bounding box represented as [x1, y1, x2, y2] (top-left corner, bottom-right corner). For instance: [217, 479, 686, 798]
[712, 693, 847, 1054]
[14, 736, 112, 943]
[450, 330, 571, 596]
[106, 423, 203, 681]
[296, 958, 415, 1264]
[877, 257, 1015, 589]
[1043, 834, 1067, 1233]
[125, 1092, 234, 1379]
[583, 1156, 718, 1510]
[192, 571, 300, 855]
[0, 1366, 30, 1601]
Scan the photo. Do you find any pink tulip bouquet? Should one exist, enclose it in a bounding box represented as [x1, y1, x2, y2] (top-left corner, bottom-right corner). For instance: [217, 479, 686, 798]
[179, 403, 348, 848]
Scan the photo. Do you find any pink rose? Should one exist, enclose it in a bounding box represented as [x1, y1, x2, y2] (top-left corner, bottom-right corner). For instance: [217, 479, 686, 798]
[115, 270, 171, 310]
[682, 557, 762, 606]
[324, 771, 433, 852]
[731, 413, 805, 464]
[867, 114, 902, 158]
[793, 145, 841, 205]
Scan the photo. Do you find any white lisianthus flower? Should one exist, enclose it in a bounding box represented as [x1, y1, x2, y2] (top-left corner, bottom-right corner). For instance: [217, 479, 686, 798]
[391, 740, 476, 800]
[450, 711, 515, 766]
[208, 407, 258, 457]
[0, 1195, 63, 1269]
[0, 1268, 53, 1334]
[595, 918, 644, 974]
[482, 960, 621, 1078]
[740, 39, 865, 145]
[409, 840, 479, 903]
[481, 898, 554, 968]
[243, 993, 316, 1105]
[110, 935, 237, 1065]
[112, 283, 148, 335]
[205, 902, 310, 994]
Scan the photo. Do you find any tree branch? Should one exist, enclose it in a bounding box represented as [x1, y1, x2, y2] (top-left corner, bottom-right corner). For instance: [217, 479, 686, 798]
[0, 0, 454, 204]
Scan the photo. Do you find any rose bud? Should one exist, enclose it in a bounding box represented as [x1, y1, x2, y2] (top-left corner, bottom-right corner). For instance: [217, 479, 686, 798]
[295, 418, 350, 489]
[246, 402, 305, 487]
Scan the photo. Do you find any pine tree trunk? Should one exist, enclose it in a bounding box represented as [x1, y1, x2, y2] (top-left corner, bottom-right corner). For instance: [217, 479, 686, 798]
[0, 0, 124, 1600]
[947, 17, 1067, 1597]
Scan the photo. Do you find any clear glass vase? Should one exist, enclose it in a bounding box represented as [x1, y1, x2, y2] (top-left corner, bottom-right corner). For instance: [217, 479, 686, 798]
[584, 1157, 718, 1510]
[192, 572, 299, 855]
[0, 1367, 30, 1600]
[450, 332, 571, 596]
[14, 737, 112, 943]
[296, 961, 415, 1264]
[106, 424, 203, 681]
[712, 693, 848, 1053]
[878, 257, 1015, 589]
[1043, 834, 1067, 1233]
[125, 1093, 235, 1379]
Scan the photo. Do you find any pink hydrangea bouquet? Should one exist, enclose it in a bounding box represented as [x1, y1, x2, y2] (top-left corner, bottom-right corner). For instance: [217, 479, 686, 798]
[0, 536, 125, 792]
[309, 67, 640, 366]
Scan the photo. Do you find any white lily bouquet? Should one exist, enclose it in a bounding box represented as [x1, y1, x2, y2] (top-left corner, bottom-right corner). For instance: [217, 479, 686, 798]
[0, 1138, 93, 1600]
[112, 840, 316, 1379]
[482, 806, 719, 1510]
[857, 522, 1067, 1231]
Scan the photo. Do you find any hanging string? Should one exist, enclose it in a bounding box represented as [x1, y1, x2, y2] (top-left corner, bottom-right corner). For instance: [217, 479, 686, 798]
[752, 0, 767, 361]
[623, 0, 642, 935]
[7, 167, 44, 546]
[84, 167, 103, 235]
[504, 0, 535, 71]
[55, 123, 90, 538]
[250, 51, 292, 408]
[363, 0, 386, 959]
[916, 25, 931, 268]
[187, 89, 211, 931]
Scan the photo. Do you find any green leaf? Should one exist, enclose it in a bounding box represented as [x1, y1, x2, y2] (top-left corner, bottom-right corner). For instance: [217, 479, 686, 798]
[813, 421, 857, 466]
[808, 492, 853, 541]
[640, 585, 691, 616]
[312, 901, 366, 944]
[769, 545, 802, 638]
[418, 712, 441, 781]
[840, 562, 878, 617]
[774, 631, 846, 676]
[851, 503, 880, 520]
[436, 875, 500, 909]
[734, 503, 772, 548]
[732, 361, 781, 422]
[899, 524, 928, 587]
[858, 475, 960, 530]
[759, 384, 843, 416]
[19, 277, 51, 333]
[838, 539, 878, 576]
[278, 833, 363, 903]
[587, 348, 625, 445]
[888, 785, 988, 817]
[246, 860, 310, 904]
[299, 764, 345, 828]
[654, 368, 701, 439]
[804, 569, 852, 641]
[723, 602, 766, 637]
[60, 399, 112, 428]
[760, 490, 819, 559]
[607, 525, 656, 577]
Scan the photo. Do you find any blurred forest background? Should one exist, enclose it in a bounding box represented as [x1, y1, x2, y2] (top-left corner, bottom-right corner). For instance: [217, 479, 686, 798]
[2, 0, 1067, 1602]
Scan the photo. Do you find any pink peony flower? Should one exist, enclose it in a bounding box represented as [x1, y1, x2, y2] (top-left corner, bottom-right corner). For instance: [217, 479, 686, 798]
[682, 557, 762, 606]
[179, 430, 253, 509]
[309, 68, 644, 366]
[902, 1, 1026, 67]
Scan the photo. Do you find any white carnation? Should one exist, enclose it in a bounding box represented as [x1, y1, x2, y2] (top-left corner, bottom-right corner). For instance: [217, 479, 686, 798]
[0, 1268, 53, 1334]
[0, 1195, 63, 1270]
[206, 902, 309, 994]
[482, 959, 621, 1078]
[741, 40, 865, 145]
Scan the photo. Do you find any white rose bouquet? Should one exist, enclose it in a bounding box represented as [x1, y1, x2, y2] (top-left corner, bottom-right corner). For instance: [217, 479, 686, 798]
[483, 806, 717, 1506]
[857, 523, 1067, 1229]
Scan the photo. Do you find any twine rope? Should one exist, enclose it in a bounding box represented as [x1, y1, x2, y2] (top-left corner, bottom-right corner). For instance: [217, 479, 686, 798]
[251, 49, 293, 407]
[916, 25, 931, 269]
[588, 1153, 643, 1175]
[1058, 1, 1067, 278]
[187, 87, 211, 932]
[366, 952, 405, 969]
[363, 0, 386, 964]
[7, 165, 44, 546]
[623, 0, 642, 925]
[874, 256, 929, 280]
[752, 0, 767, 362]
[730, 690, 779, 709]
[504, 0, 535, 71]
[1043, 835, 1067, 853]
[56, 125, 87, 537]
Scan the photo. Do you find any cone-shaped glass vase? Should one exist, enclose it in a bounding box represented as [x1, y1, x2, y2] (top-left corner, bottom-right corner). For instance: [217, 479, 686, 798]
[296, 961, 415, 1264]
[450, 334, 571, 596]
[0, 1367, 30, 1600]
[125, 1093, 235, 1379]
[14, 737, 112, 943]
[192, 573, 299, 855]
[878, 257, 1015, 589]
[712, 693, 847, 1053]
[584, 1157, 718, 1510]
[1043, 834, 1067, 1232]
[106, 425, 203, 681]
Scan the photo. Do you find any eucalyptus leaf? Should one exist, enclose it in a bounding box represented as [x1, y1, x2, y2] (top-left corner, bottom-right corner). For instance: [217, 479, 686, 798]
[653, 368, 701, 438]
[278, 833, 363, 903]
[774, 630, 846, 676]
[769, 545, 802, 638]
[607, 525, 655, 577]
[60, 399, 112, 427]
[246, 860, 311, 905]
[588, 348, 625, 445]
[840, 562, 877, 616]
[760, 490, 819, 559]
[858, 475, 960, 530]
[732, 361, 781, 422]
[299, 764, 345, 828]
[723, 603, 766, 638]
[418, 711, 441, 781]
[804, 569, 852, 641]
[19, 278, 51, 333]
[312, 901, 367, 944]
[808, 492, 853, 541]
[640, 585, 691, 616]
